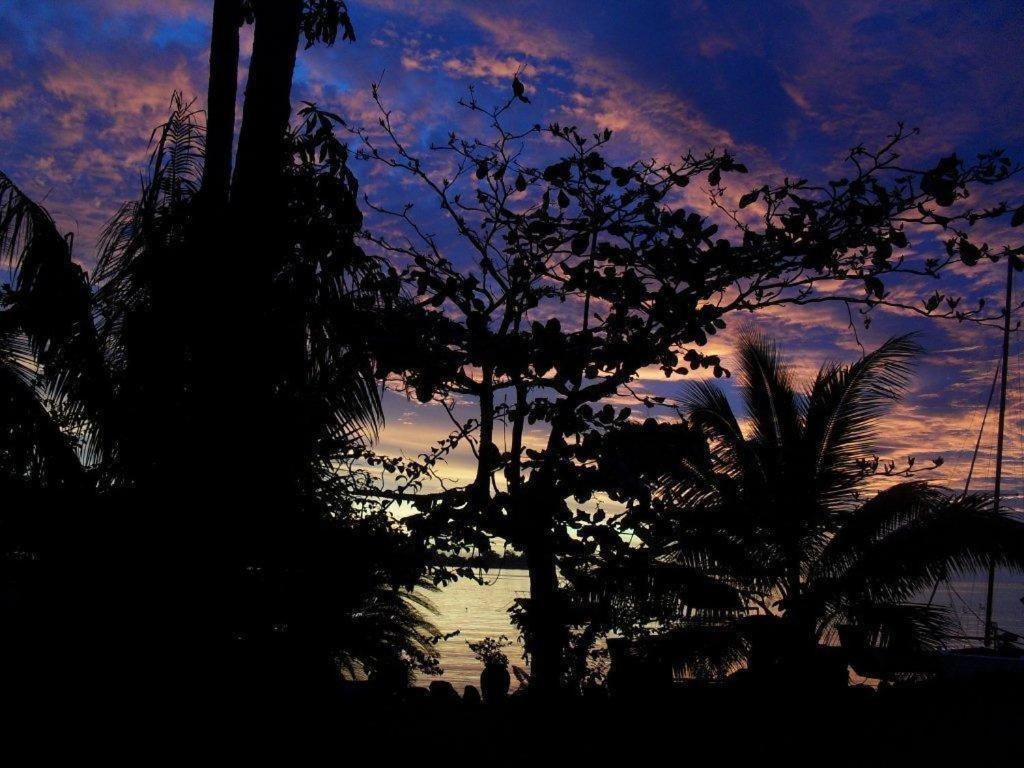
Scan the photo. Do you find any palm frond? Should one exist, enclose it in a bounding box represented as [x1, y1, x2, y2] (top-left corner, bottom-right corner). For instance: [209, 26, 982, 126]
[825, 602, 957, 653]
[662, 622, 750, 680]
[816, 491, 1024, 606]
[804, 333, 922, 501]
[735, 329, 801, 454]
[0, 171, 71, 293]
[578, 550, 747, 620]
[335, 577, 442, 683]
[811, 481, 938, 584]
[0, 171, 110, 464]
[0, 345, 84, 487]
[93, 92, 203, 326]
[0, 312, 34, 386]
[681, 379, 746, 477]
[85, 94, 204, 478]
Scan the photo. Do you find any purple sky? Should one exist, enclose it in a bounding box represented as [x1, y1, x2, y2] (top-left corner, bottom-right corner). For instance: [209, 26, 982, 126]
[3, 0, 1024, 499]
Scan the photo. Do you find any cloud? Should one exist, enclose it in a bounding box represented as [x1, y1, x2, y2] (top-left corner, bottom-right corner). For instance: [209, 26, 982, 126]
[443, 51, 532, 82]
[698, 36, 736, 58]
[463, 9, 573, 63]
[0, 1, 212, 261]
[776, 0, 1024, 154]
[95, 0, 206, 18]
[781, 81, 813, 114]
[2, 0, 1022, 509]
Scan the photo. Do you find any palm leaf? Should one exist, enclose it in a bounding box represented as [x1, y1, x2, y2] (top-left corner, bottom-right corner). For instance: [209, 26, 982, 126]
[803, 333, 922, 507]
[0, 171, 109, 465]
[824, 602, 957, 653]
[811, 481, 938, 584]
[0, 336, 84, 487]
[662, 622, 750, 680]
[816, 490, 1024, 606]
[735, 329, 801, 455]
[93, 93, 203, 335]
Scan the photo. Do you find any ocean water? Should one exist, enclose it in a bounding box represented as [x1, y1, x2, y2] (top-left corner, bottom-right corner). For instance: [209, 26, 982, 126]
[927, 569, 1024, 642]
[418, 570, 531, 691]
[417, 569, 1024, 691]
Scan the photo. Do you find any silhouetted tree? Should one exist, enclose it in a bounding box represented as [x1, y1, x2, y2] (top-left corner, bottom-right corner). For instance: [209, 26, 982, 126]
[1, 0, 446, 704]
[356, 79, 1023, 695]
[198, 0, 358, 521]
[593, 334, 1024, 682]
[0, 179, 97, 684]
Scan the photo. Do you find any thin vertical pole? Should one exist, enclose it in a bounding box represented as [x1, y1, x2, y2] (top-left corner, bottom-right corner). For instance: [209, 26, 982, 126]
[985, 253, 1014, 648]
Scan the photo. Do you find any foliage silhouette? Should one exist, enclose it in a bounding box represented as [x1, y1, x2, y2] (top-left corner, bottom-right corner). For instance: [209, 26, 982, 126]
[353, 76, 1023, 694]
[3, 0, 1024, 719]
[0, 0, 443, 707]
[581, 334, 1024, 683]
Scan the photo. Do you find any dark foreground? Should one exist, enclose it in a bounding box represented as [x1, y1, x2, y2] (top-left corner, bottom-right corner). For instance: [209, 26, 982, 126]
[10, 684, 1019, 766]
[345, 687, 1019, 767]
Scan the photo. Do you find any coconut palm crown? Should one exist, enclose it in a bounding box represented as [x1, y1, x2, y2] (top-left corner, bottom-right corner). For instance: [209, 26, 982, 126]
[657, 331, 1024, 656]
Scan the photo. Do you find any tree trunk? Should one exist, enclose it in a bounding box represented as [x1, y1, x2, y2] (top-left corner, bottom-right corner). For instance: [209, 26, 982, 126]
[192, 0, 240, 484]
[224, 0, 302, 486]
[200, 0, 241, 210]
[231, 0, 302, 231]
[472, 364, 495, 504]
[170, 0, 245, 705]
[526, 517, 564, 696]
[504, 382, 526, 492]
[522, 417, 572, 696]
[211, 0, 304, 696]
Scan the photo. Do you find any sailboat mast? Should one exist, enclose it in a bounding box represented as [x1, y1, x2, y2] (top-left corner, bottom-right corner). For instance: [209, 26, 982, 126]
[984, 252, 1014, 648]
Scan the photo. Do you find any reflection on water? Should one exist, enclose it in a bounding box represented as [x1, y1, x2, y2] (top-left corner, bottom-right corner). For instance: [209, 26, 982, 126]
[417, 570, 530, 691]
[417, 569, 1024, 690]
[928, 571, 1024, 643]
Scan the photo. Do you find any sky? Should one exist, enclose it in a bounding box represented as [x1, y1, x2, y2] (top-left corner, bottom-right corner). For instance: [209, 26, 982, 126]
[2, 0, 1024, 503]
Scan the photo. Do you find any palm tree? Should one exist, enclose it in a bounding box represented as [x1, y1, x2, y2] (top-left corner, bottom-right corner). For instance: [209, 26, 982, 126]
[2, 1, 445, 704]
[642, 332, 1024, 677]
[0, 96, 433, 699]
